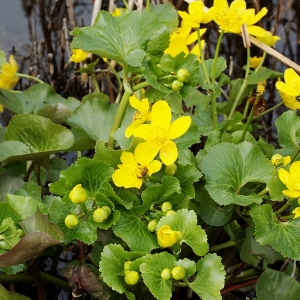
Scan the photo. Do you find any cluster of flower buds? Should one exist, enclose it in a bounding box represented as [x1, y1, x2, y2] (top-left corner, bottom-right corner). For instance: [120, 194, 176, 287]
[161, 265, 185, 281]
[172, 69, 190, 91]
[93, 206, 112, 223]
[124, 261, 139, 285]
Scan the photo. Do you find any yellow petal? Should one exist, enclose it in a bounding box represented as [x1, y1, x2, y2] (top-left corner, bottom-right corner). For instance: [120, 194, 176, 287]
[214, 0, 228, 11]
[120, 151, 136, 166]
[151, 101, 172, 128]
[278, 168, 290, 186]
[168, 116, 191, 140]
[245, 7, 268, 26]
[134, 142, 159, 164]
[285, 68, 300, 87]
[159, 141, 178, 166]
[292, 207, 300, 219]
[231, 0, 246, 10]
[129, 95, 142, 110]
[148, 160, 162, 175]
[247, 25, 268, 38]
[276, 81, 300, 97]
[131, 124, 151, 139]
[112, 168, 142, 189]
[282, 190, 300, 199]
[289, 161, 300, 177]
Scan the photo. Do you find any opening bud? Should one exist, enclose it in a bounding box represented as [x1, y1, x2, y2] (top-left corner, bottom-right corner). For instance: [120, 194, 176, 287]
[157, 225, 182, 248]
[161, 268, 172, 280]
[125, 270, 139, 285]
[177, 69, 190, 83]
[93, 208, 109, 223]
[171, 265, 185, 280]
[271, 154, 291, 167]
[65, 214, 79, 229]
[69, 184, 88, 204]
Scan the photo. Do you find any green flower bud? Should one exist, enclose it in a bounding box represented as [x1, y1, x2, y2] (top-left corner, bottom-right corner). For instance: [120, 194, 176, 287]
[17, 229, 25, 238]
[65, 214, 79, 229]
[102, 206, 112, 216]
[125, 270, 139, 285]
[93, 208, 109, 223]
[165, 163, 177, 175]
[172, 265, 185, 280]
[165, 209, 176, 216]
[161, 202, 172, 213]
[161, 268, 172, 280]
[172, 80, 184, 91]
[147, 219, 158, 232]
[69, 184, 88, 204]
[124, 261, 132, 272]
[177, 69, 190, 83]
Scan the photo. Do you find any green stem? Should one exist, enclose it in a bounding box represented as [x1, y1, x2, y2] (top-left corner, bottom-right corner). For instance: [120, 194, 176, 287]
[108, 90, 132, 149]
[145, 0, 150, 11]
[197, 27, 210, 84]
[255, 51, 267, 71]
[211, 30, 224, 84]
[280, 215, 294, 220]
[209, 239, 235, 252]
[107, 60, 122, 88]
[228, 47, 251, 119]
[252, 101, 283, 120]
[145, 175, 162, 184]
[237, 107, 254, 143]
[132, 81, 150, 91]
[122, 0, 129, 10]
[275, 198, 293, 215]
[91, 73, 100, 93]
[16, 73, 45, 84]
[290, 149, 300, 163]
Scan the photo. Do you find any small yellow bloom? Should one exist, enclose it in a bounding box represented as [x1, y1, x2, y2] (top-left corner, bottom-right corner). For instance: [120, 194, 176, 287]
[0, 55, 19, 90]
[164, 26, 206, 57]
[178, 1, 212, 28]
[111, 8, 121, 16]
[70, 49, 89, 63]
[292, 207, 300, 219]
[275, 68, 300, 97]
[125, 95, 152, 138]
[278, 161, 300, 199]
[157, 225, 182, 248]
[132, 100, 191, 166]
[271, 154, 291, 167]
[112, 151, 162, 189]
[277, 90, 300, 111]
[250, 56, 263, 69]
[69, 184, 89, 204]
[210, 0, 248, 34]
[256, 30, 280, 47]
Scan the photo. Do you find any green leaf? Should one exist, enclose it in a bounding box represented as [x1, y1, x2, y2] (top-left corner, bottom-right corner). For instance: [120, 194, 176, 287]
[173, 164, 202, 208]
[191, 106, 214, 136]
[0, 114, 74, 162]
[275, 110, 300, 149]
[140, 252, 176, 300]
[113, 208, 159, 252]
[0, 203, 20, 224]
[99, 244, 147, 300]
[0, 285, 30, 300]
[175, 121, 201, 150]
[202, 142, 273, 206]
[49, 197, 97, 245]
[240, 227, 283, 267]
[0, 174, 24, 200]
[189, 254, 225, 300]
[251, 204, 300, 260]
[175, 258, 196, 278]
[157, 209, 208, 256]
[0, 209, 64, 267]
[267, 174, 286, 202]
[49, 157, 126, 207]
[256, 269, 300, 300]
[247, 67, 283, 85]
[71, 10, 171, 67]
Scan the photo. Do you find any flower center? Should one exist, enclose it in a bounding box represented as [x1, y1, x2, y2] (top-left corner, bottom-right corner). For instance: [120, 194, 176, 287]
[219, 9, 242, 27]
[291, 175, 300, 191]
[133, 111, 143, 121]
[135, 166, 148, 178]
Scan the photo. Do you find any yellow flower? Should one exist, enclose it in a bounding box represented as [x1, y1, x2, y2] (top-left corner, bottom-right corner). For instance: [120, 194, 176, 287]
[292, 207, 300, 219]
[210, 0, 248, 34]
[275, 68, 300, 97]
[111, 8, 121, 16]
[164, 26, 206, 57]
[69, 184, 89, 204]
[70, 49, 89, 63]
[125, 95, 152, 138]
[0, 55, 18, 90]
[271, 154, 291, 167]
[278, 90, 300, 111]
[112, 151, 162, 189]
[250, 56, 263, 69]
[132, 100, 191, 166]
[244, 7, 268, 37]
[178, 1, 212, 28]
[157, 225, 182, 248]
[256, 30, 280, 47]
[278, 161, 300, 199]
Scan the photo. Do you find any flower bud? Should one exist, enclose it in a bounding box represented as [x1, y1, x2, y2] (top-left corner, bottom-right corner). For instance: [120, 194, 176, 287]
[17, 229, 25, 238]
[171, 265, 185, 280]
[69, 184, 88, 204]
[93, 208, 109, 223]
[161, 202, 172, 213]
[161, 268, 172, 280]
[65, 214, 79, 229]
[172, 80, 184, 91]
[165, 163, 177, 175]
[271, 154, 291, 167]
[177, 69, 190, 83]
[165, 209, 176, 216]
[147, 219, 158, 232]
[157, 225, 182, 248]
[124, 261, 132, 272]
[125, 270, 139, 285]
[102, 206, 112, 216]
